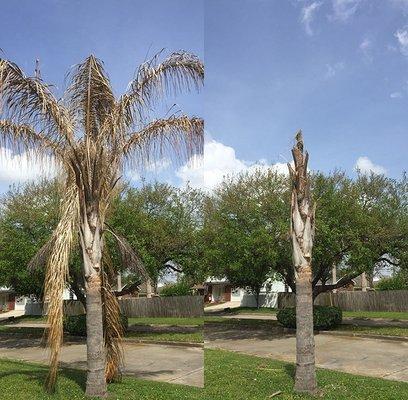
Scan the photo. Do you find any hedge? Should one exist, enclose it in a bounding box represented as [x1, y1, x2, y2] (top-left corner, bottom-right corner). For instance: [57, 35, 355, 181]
[276, 305, 342, 330]
[63, 314, 128, 336]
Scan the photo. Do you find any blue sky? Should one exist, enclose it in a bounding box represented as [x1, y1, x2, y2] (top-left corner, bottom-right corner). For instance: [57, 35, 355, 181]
[204, 0, 408, 183]
[0, 0, 407, 194]
[0, 0, 203, 194]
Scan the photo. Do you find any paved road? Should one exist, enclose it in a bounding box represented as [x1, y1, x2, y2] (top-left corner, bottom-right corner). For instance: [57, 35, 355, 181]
[205, 325, 408, 382]
[0, 336, 203, 387]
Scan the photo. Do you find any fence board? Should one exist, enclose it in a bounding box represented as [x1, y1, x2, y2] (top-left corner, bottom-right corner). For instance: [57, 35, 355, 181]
[120, 296, 203, 317]
[278, 290, 408, 311]
[25, 295, 203, 317]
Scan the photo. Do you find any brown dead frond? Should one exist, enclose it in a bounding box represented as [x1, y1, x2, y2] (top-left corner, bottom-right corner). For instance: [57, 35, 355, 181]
[43, 183, 79, 392]
[0, 59, 73, 146]
[0, 120, 64, 160]
[65, 55, 115, 139]
[118, 50, 203, 128]
[28, 237, 55, 271]
[123, 115, 203, 169]
[105, 225, 149, 281]
[102, 272, 124, 383]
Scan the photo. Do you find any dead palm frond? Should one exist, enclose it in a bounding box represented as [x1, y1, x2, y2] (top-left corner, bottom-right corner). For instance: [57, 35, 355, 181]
[43, 183, 79, 390]
[1, 50, 203, 395]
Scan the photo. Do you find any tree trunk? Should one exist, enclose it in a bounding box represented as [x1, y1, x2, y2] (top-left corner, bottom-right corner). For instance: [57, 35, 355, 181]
[85, 274, 106, 397]
[146, 278, 153, 298]
[361, 272, 368, 292]
[288, 131, 317, 394]
[331, 264, 337, 293]
[80, 211, 107, 398]
[255, 289, 260, 309]
[295, 267, 316, 393]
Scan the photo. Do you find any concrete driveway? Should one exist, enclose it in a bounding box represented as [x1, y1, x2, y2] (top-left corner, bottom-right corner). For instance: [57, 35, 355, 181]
[0, 337, 203, 387]
[205, 325, 408, 382]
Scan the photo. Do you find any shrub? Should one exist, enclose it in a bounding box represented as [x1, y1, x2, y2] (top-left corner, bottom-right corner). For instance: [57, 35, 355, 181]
[276, 305, 342, 330]
[63, 314, 128, 336]
[160, 281, 192, 297]
[376, 275, 408, 291]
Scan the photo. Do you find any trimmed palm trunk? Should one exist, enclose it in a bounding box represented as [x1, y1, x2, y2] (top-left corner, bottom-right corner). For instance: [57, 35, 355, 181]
[288, 131, 317, 394]
[80, 210, 107, 397]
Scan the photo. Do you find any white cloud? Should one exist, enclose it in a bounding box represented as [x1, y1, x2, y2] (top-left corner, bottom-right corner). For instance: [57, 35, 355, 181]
[355, 156, 387, 175]
[300, 2, 322, 36]
[330, 0, 361, 22]
[390, 91, 403, 98]
[325, 62, 345, 79]
[394, 28, 408, 56]
[176, 139, 288, 190]
[0, 147, 58, 183]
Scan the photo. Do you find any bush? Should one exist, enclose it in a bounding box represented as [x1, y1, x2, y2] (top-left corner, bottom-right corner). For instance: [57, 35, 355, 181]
[276, 305, 342, 330]
[376, 275, 408, 291]
[160, 281, 192, 297]
[63, 314, 128, 336]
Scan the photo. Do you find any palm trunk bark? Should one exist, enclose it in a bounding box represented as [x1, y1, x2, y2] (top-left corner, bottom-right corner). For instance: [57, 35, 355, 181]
[80, 210, 107, 398]
[294, 268, 316, 393]
[288, 131, 317, 394]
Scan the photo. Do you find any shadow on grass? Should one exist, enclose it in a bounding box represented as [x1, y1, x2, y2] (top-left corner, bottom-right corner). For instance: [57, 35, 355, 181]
[283, 362, 296, 380]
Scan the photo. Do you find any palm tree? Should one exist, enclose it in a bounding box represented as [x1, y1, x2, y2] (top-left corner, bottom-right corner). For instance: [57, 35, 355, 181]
[0, 51, 203, 397]
[287, 131, 317, 394]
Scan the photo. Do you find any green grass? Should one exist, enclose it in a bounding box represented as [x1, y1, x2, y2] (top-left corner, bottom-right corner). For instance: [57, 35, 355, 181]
[128, 317, 203, 326]
[334, 324, 408, 337]
[205, 316, 279, 327]
[342, 311, 408, 320]
[0, 350, 407, 399]
[126, 331, 203, 343]
[0, 325, 44, 336]
[0, 325, 203, 343]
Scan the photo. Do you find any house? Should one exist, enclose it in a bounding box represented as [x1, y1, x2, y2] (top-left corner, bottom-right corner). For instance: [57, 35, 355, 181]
[204, 277, 287, 308]
[0, 287, 16, 312]
[0, 287, 76, 314]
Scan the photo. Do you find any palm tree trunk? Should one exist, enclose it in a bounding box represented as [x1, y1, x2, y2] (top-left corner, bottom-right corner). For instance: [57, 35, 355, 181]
[80, 211, 107, 398]
[294, 267, 316, 393]
[288, 131, 317, 394]
[85, 272, 106, 397]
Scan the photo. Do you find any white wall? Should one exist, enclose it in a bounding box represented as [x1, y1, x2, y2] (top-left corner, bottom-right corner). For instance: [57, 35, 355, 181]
[240, 292, 279, 308]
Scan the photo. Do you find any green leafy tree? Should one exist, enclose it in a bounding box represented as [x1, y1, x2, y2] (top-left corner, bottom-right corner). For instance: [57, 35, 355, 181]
[109, 182, 205, 288]
[0, 180, 60, 299]
[201, 169, 289, 308]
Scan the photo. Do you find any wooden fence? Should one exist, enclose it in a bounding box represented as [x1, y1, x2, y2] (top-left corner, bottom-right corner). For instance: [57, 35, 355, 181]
[25, 300, 85, 316]
[278, 290, 408, 312]
[25, 295, 203, 318]
[119, 295, 203, 317]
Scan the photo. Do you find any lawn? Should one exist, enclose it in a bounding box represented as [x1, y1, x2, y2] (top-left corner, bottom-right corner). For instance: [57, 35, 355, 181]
[0, 350, 407, 399]
[128, 317, 203, 326]
[0, 321, 203, 344]
[215, 308, 408, 321]
[334, 324, 408, 337]
[126, 331, 203, 343]
[342, 311, 408, 320]
[205, 316, 279, 327]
